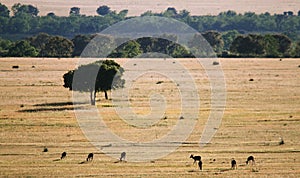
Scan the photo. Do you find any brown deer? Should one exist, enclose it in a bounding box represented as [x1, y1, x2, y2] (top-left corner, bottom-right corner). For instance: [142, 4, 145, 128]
[86, 153, 94, 162]
[190, 154, 201, 164]
[61, 152, 67, 159]
[120, 152, 126, 161]
[246, 156, 255, 165]
[231, 158, 237, 169]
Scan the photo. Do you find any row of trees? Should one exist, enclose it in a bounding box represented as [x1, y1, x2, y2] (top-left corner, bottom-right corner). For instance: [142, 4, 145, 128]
[1, 31, 300, 58]
[0, 3, 127, 36]
[0, 33, 74, 57]
[0, 3, 300, 40]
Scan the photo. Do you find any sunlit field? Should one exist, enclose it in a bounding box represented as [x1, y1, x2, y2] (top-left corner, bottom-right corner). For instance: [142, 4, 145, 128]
[0, 58, 299, 177]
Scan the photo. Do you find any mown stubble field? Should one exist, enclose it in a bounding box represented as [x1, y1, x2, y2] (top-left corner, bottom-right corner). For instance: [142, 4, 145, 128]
[0, 58, 299, 177]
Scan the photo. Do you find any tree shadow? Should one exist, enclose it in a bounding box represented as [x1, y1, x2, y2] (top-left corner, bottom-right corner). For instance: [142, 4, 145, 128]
[79, 161, 87, 164]
[18, 106, 84, 113]
[34, 101, 86, 107]
[219, 168, 232, 172]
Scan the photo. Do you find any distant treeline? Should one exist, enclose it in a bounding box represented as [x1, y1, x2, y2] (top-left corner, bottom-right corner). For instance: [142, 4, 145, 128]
[0, 3, 300, 39]
[1, 32, 300, 58]
[0, 3, 300, 58]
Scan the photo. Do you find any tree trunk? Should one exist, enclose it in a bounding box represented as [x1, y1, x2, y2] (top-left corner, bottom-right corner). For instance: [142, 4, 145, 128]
[104, 90, 108, 100]
[90, 90, 96, 105]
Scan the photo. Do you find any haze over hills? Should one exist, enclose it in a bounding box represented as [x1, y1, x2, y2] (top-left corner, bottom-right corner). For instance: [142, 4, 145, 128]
[1, 0, 300, 16]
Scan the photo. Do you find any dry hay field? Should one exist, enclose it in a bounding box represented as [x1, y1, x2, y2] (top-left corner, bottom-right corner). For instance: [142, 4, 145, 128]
[0, 57, 300, 177]
[2, 0, 300, 16]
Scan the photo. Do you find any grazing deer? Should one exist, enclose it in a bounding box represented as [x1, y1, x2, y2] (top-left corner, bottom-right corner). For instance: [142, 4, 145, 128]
[190, 154, 201, 164]
[231, 158, 237, 169]
[279, 137, 284, 145]
[198, 160, 203, 171]
[86, 153, 94, 162]
[246, 156, 255, 165]
[61, 152, 67, 159]
[120, 152, 126, 161]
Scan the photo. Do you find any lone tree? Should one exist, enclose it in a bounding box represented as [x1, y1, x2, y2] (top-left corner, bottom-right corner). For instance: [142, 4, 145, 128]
[63, 60, 125, 105]
[96, 5, 111, 16]
[69, 7, 80, 16]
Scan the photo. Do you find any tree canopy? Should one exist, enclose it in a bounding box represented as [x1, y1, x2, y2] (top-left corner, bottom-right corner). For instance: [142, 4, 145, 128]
[0, 3, 10, 18]
[96, 5, 111, 16]
[7, 40, 38, 57]
[63, 60, 125, 105]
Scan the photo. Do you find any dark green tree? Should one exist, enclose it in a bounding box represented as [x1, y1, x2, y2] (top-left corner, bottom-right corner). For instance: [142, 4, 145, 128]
[70, 7, 80, 16]
[222, 30, 239, 50]
[41, 36, 74, 57]
[72, 34, 95, 57]
[47, 12, 56, 17]
[230, 34, 264, 57]
[292, 41, 300, 57]
[12, 3, 39, 17]
[8, 15, 31, 33]
[0, 16, 9, 33]
[263, 34, 280, 57]
[0, 3, 10, 17]
[63, 60, 125, 105]
[188, 33, 214, 57]
[178, 9, 190, 18]
[167, 43, 192, 58]
[27, 33, 52, 56]
[109, 40, 142, 58]
[7, 40, 38, 57]
[202, 31, 224, 54]
[0, 38, 13, 56]
[118, 9, 128, 19]
[272, 34, 292, 56]
[163, 7, 177, 17]
[96, 5, 111, 16]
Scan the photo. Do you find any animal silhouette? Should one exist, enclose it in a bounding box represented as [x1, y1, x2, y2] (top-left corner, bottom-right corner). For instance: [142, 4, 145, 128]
[231, 158, 237, 169]
[246, 156, 255, 165]
[86, 153, 94, 162]
[190, 154, 201, 164]
[198, 160, 203, 170]
[61, 152, 67, 159]
[120, 152, 126, 161]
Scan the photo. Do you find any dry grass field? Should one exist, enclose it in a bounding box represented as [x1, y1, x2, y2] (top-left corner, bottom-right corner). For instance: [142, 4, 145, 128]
[0, 57, 299, 177]
[2, 0, 300, 16]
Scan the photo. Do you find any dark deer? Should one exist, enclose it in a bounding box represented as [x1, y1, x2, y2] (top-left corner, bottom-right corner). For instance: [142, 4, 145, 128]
[86, 153, 94, 162]
[120, 152, 126, 161]
[246, 156, 255, 165]
[61, 152, 67, 159]
[231, 158, 237, 169]
[190, 154, 201, 164]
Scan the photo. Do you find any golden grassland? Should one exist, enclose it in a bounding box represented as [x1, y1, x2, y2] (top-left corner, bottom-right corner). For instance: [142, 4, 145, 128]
[1, 0, 300, 16]
[0, 58, 299, 177]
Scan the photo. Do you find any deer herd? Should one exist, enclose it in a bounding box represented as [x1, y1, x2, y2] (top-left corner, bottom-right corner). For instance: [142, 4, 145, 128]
[190, 154, 256, 171]
[56, 148, 255, 172]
